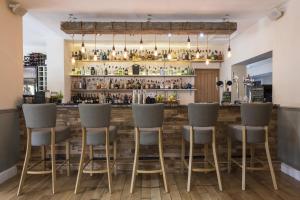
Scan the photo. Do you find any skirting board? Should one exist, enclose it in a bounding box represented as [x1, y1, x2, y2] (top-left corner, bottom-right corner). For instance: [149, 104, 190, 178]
[0, 165, 17, 184]
[281, 163, 300, 181]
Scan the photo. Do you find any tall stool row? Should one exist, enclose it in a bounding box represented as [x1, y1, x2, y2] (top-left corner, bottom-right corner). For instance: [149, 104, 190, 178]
[18, 103, 278, 196]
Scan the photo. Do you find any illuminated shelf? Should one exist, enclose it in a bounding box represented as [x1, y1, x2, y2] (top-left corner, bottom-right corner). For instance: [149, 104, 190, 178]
[70, 75, 196, 78]
[74, 59, 223, 63]
[71, 89, 196, 92]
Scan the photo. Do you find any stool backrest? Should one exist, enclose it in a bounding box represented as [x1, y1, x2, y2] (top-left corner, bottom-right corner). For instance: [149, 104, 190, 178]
[188, 103, 218, 127]
[132, 104, 164, 128]
[241, 103, 273, 126]
[22, 103, 56, 128]
[79, 104, 111, 128]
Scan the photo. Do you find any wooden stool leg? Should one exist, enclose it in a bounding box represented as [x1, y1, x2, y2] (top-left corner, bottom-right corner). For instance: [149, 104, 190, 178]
[159, 128, 168, 193]
[113, 140, 117, 176]
[17, 128, 32, 196]
[242, 126, 247, 191]
[41, 145, 46, 171]
[204, 144, 209, 173]
[250, 144, 255, 170]
[130, 128, 140, 194]
[264, 127, 278, 190]
[227, 136, 232, 174]
[187, 127, 194, 192]
[75, 128, 87, 194]
[105, 127, 112, 193]
[66, 141, 70, 176]
[181, 135, 185, 173]
[89, 145, 93, 176]
[212, 127, 222, 191]
[50, 128, 56, 194]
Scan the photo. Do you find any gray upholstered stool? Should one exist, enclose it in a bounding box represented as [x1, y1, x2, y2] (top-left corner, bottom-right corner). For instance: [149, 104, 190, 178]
[130, 104, 168, 193]
[227, 103, 278, 190]
[18, 104, 71, 196]
[75, 104, 117, 194]
[181, 103, 222, 192]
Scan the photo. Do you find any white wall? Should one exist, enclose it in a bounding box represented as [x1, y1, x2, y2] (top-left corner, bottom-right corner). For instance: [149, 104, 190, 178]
[221, 0, 300, 107]
[0, 1, 23, 109]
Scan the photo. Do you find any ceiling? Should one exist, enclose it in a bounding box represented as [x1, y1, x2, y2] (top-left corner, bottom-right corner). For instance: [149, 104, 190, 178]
[20, 0, 288, 46]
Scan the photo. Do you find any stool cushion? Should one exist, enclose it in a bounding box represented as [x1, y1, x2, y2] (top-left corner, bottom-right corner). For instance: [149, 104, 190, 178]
[229, 125, 265, 144]
[139, 128, 159, 145]
[183, 125, 212, 144]
[86, 126, 117, 145]
[31, 126, 71, 146]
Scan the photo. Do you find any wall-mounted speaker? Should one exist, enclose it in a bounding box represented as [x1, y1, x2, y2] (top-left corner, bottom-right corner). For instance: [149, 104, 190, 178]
[7, 0, 27, 16]
[268, 8, 284, 21]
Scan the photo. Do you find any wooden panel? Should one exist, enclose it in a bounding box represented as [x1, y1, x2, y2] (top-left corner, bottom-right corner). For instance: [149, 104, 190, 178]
[195, 69, 219, 103]
[60, 21, 237, 35]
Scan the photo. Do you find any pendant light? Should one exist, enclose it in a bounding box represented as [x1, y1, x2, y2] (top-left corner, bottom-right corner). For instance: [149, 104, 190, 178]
[154, 34, 158, 57]
[227, 35, 232, 58]
[81, 34, 86, 53]
[196, 35, 200, 59]
[123, 23, 128, 59]
[187, 35, 191, 49]
[93, 33, 97, 61]
[112, 34, 116, 57]
[71, 34, 75, 65]
[167, 36, 172, 60]
[205, 35, 210, 65]
[111, 23, 116, 57]
[139, 23, 143, 50]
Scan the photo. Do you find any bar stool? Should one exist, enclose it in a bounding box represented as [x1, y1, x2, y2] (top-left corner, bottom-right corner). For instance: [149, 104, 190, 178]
[17, 104, 71, 196]
[227, 103, 278, 190]
[181, 103, 222, 192]
[130, 104, 168, 193]
[75, 104, 117, 194]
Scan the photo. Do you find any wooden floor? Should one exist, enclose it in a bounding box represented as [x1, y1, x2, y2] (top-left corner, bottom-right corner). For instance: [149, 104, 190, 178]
[1, 170, 300, 200]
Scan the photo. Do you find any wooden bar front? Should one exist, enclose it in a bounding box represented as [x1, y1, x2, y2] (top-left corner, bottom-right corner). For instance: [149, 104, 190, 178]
[19, 105, 278, 172]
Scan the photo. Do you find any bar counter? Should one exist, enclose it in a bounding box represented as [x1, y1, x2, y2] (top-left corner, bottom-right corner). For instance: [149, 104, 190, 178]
[19, 104, 278, 172]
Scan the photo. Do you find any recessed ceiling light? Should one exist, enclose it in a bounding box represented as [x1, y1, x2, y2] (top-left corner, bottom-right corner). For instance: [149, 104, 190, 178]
[200, 33, 204, 38]
[168, 33, 172, 37]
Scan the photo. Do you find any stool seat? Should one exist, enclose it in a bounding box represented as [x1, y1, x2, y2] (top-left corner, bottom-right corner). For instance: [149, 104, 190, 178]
[229, 125, 265, 144]
[183, 125, 212, 144]
[86, 126, 117, 145]
[31, 126, 71, 146]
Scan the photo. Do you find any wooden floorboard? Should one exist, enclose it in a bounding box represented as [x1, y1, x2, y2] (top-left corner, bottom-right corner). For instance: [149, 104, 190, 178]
[1, 170, 300, 200]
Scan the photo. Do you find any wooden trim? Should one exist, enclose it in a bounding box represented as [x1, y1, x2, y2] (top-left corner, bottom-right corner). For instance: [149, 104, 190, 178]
[61, 21, 237, 35]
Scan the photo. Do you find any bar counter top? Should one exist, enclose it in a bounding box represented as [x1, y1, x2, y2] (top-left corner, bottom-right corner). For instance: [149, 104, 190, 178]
[19, 104, 278, 172]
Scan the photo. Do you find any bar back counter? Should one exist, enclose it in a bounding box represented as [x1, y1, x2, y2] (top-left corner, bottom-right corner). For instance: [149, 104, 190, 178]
[18, 104, 278, 172]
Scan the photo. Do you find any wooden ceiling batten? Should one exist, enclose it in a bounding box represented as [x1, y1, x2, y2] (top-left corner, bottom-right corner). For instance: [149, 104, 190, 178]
[60, 22, 237, 35]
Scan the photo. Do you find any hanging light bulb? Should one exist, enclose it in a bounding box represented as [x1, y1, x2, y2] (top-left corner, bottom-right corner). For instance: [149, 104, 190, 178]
[93, 33, 97, 61]
[123, 47, 128, 59]
[81, 34, 86, 53]
[154, 34, 158, 57]
[187, 35, 191, 49]
[139, 36, 143, 50]
[205, 35, 210, 65]
[167, 49, 172, 60]
[71, 54, 76, 65]
[227, 35, 232, 58]
[167, 36, 172, 60]
[123, 23, 128, 59]
[196, 35, 200, 59]
[71, 34, 76, 65]
[112, 34, 116, 57]
[139, 23, 143, 50]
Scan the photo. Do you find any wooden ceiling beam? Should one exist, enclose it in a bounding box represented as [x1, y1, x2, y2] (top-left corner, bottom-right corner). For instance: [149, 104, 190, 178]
[60, 22, 237, 35]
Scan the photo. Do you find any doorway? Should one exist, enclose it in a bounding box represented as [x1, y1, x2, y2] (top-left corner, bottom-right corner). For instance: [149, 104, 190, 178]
[195, 69, 219, 103]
